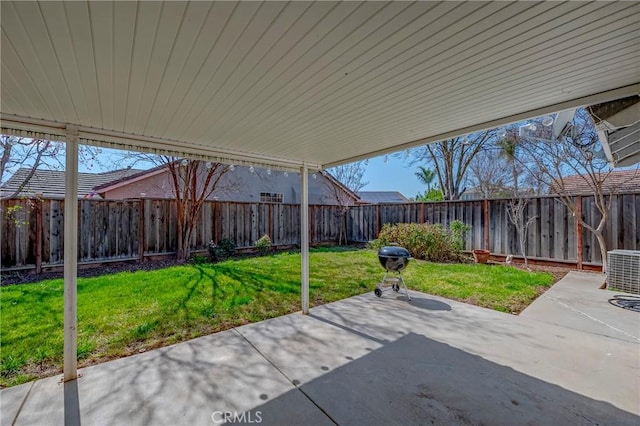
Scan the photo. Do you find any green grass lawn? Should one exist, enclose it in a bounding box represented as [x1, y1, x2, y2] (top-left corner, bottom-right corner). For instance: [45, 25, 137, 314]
[0, 248, 553, 387]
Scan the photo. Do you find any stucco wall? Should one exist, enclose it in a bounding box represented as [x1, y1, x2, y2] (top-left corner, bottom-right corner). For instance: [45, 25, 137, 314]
[103, 166, 354, 205]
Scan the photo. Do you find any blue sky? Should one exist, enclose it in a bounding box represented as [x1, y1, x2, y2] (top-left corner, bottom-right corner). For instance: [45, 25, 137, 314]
[359, 155, 423, 198]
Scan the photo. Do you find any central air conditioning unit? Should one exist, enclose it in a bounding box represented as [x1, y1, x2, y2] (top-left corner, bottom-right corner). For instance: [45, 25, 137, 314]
[607, 250, 640, 294]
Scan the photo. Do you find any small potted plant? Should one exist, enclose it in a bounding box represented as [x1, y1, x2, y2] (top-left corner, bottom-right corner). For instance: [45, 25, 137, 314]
[473, 249, 490, 264]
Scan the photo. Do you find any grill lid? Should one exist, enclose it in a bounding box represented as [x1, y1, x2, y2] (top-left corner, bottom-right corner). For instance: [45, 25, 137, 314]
[378, 246, 411, 258]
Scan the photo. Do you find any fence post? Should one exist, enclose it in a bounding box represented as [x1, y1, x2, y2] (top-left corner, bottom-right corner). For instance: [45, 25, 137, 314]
[483, 199, 490, 250]
[576, 195, 583, 270]
[376, 205, 381, 236]
[138, 198, 145, 263]
[268, 203, 273, 241]
[420, 203, 424, 223]
[35, 198, 43, 274]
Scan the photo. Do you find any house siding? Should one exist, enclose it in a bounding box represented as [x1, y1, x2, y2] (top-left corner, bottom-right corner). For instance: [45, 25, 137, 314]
[103, 166, 353, 205]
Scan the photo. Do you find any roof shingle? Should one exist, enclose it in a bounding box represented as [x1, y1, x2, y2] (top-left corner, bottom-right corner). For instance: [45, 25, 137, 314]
[357, 191, 409, 204]
[0, 168, 144, 198]
[554, 169, 640, 195]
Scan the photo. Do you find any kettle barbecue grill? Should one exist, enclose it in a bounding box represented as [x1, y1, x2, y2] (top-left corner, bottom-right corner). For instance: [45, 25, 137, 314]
[375, 246, 412, 300]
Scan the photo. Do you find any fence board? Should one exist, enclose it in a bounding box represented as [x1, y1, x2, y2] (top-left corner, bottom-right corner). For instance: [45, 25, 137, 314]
[552, 201, 561, 260]
[1, 200, 19, 266]
[630, 194, 640, 250]
[50, 200, 64, 264]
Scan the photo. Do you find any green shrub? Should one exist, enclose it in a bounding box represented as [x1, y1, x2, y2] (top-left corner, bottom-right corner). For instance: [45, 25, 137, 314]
[192, 254, 208, 265]
[218, 238, 236, 257]
[255, 234, 272, 256]
[450, 220, 471, 251]
[208, 239, 236, 262]
[371, 222, 462, 262]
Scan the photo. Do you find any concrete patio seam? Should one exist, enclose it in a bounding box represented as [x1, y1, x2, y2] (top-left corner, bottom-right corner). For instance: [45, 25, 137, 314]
[539, 293, 640, 343]
[9, 380, 34, 426]
[232, 326, 339, 426]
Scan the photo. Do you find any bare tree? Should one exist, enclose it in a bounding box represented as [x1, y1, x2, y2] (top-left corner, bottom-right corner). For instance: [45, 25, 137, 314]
[499, 132, 537, 269]
[465, 126, 541, 266]
[467, 149, 512, 199]
[1, 136, 61, 198]
[507, 198, 537, 270]
[325, 162, 368, 244]
[517, 108, 631, 272]
[164, 158, 230, 260]
[412, 131, 494, 200]
[1, 135, 102, 199]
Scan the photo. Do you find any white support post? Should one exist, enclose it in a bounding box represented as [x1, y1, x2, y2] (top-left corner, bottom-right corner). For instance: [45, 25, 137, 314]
[64, 125, 79, 382]
[300, 165, 309, 314]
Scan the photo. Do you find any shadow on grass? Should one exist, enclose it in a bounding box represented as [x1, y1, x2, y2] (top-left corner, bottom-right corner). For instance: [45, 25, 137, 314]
[310, 245, 367, 254]
[198, 263, 307, 297]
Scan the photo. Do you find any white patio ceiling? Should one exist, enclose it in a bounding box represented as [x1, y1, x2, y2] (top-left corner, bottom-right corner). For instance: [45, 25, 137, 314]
[1, 1, 639, 170]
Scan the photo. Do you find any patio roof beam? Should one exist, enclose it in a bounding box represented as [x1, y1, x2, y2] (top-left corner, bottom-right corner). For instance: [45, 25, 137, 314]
[0, 113, 322, 172]
[63, 125, 79, 382]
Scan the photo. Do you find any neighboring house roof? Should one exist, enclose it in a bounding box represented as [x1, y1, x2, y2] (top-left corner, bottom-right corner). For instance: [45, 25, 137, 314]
[460, 186, 534, 200]
[553, 169, 640, 195]
[92, 163, 169, 194]
[1, 163, 363, 204]
[318, 170, 360, 204]
[0, 168, 144, 198]
[357, 191, 409, 204]
[460, 187, 492, 200]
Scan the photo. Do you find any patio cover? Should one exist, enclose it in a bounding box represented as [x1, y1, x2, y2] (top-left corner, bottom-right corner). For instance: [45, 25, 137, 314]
[1, 1, 639, 381]
[1, 1, 639, 169]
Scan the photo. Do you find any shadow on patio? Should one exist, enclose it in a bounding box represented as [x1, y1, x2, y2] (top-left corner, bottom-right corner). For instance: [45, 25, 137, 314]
[3, 289, 639, 425]
[243, 331, 637, 425]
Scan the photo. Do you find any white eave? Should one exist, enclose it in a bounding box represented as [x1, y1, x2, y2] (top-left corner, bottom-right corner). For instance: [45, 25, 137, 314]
[593, 101, 640, 168]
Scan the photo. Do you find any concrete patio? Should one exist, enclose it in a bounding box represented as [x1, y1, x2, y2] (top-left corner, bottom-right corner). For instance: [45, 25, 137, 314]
[2, 271, 638, 425]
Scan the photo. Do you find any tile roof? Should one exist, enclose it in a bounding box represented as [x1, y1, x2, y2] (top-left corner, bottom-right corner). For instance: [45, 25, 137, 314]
[0, 168, 145, 198]
[553, 169, 640, 195]
[357, 191, 409, 204]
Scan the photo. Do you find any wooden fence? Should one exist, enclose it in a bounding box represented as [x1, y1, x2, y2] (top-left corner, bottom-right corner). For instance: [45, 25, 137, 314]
[2, 194, 639, 270]
[345, 194, 640, 265]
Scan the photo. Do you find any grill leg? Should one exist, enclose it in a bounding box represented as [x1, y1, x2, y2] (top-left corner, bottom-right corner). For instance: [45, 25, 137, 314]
[398, 272, 411, 301]
[377, 271, 389, 293]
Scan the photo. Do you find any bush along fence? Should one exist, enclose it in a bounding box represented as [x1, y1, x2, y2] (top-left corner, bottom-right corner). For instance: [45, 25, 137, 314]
[1, 193, 639, 271]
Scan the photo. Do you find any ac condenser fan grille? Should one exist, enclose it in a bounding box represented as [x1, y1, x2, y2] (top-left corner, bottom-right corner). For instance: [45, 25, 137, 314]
[607, 250, 640, 295]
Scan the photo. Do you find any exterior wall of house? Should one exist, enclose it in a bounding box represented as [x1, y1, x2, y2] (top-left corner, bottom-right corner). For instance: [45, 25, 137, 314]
[103, 173, 174, 200]
[102, 166, 354, 205]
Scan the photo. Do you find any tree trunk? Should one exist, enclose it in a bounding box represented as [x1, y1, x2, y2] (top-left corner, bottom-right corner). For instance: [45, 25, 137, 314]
[176, 223, 185, 261]
[182, 227, 192, 260]
[176, 206, 187, 261]
[518, 217, 528, 270]
[340, 212, 348, 245]
[595, 231, 608, 273]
